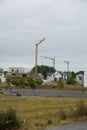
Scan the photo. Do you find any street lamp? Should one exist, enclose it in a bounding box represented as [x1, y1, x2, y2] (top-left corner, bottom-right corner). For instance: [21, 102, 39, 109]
[35, 38, 46, 76]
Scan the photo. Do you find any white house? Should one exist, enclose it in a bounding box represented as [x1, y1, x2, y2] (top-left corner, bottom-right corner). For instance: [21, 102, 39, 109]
[76, 73, 84, 83]
[84, 71, 87, 87]
[0, 73, 6, 83]
[0, 68, 6, 83]
[46, 71, 67, 82]
[9, 67, 28, 74]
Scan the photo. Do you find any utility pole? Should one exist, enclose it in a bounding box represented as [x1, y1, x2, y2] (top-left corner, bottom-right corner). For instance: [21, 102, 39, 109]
[41, 56, 55, 69]
[35, 38, 46, 76]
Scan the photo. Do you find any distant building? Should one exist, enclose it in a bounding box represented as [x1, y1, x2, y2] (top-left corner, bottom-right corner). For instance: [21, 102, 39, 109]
[0, 68, 6, 83]
[76, 72, 84, 83]
[8, 67, 30, 78]
[84, 71, 87, 87]
[46, 71, 70, 82]
[9, 67, 28, 73]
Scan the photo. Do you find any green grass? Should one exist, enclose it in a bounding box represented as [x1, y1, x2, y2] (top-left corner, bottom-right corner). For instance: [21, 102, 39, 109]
[0, 97, 87, 130]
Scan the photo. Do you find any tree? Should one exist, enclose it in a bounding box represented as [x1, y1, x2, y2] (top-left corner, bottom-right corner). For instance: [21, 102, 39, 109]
[76, 71, 84, 76]
[0, 78, 1, 83]
[67, 76, 77, 85]
[35, 77, 43, 85]
[10, 77, 19, 86]
[71, 71, 76, 79]
[6, 76, 11, 86]
[31, 65, 55, 79]
[27, 77, 36, 88]
[19, 77, 25, 88]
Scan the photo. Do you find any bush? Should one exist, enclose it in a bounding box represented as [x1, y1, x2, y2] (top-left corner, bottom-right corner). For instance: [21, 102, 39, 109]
[47, 118, 52, 124]
[70, 100, 87, 118]
[28, 77, 36, 89]
[57, 79, 65, 89]
[67, 76, 76, 85]
[58, 108, 67, 120]
[35, 77, 43, 85]
[0, 108, 20, 130]
[75, 100, 87, 117]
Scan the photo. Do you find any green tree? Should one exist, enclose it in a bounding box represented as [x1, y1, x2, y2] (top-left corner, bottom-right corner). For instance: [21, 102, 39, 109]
[27, 77, 36, 88]
[19, 77, 25, 88]
[35, 77, 43, 85]
[31, 65, 55, 79]
[67, 76, 77, 85]
[11, 77, 18, 86]
[76, 71, 84, 76]
[6, 76, 11, 86]
[71, 71, 76, 79]
[0, 78, 1, 83]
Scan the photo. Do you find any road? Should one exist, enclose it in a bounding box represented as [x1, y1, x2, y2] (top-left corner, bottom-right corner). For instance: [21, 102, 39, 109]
[1, 88, 87, 98]
[45, 122, 87, 130]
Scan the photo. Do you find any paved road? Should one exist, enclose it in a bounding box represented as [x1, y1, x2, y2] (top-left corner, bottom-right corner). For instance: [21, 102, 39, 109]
[45, 122, 87, 130]
[1, 88, 87, 98]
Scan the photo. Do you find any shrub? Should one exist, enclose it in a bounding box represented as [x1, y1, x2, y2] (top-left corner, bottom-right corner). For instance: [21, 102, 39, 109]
[35, 77, 43, 86]
[47, 118, 52, 124]
[0, 108, 20, 130]
[58, 108, 67, 120]
[28, 77, 36, 89]
[75, 100, 87, 117]
[67, 76, 76, 85]
[70, 100, 87, 118]
[57, 79, 65, 89]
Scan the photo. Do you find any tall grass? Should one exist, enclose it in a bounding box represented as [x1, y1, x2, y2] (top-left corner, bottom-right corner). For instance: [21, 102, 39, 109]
[0, 97, 87, 130]
[0, 108, 21, 130]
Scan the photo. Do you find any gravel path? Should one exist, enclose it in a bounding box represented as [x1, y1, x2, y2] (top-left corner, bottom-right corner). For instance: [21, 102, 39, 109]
[44, 122, 87, 130]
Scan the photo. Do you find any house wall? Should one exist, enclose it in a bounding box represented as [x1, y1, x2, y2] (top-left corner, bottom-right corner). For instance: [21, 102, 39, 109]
[9, 67, 28, 74]
[84, 71, 87, 87]
[0, 73, 6, 83]
[76, 74, 84, 83]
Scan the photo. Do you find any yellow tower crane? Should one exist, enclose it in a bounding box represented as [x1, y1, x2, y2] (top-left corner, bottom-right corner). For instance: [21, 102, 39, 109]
[41, 56, 55, 69]
[35, 38, 46, 76]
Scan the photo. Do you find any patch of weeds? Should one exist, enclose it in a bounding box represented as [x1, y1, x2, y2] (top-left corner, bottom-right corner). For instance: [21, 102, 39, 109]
[47, 118, 53, 124]
[0, 108, 21, 130]
[70, 100, 87, 118]
[58, 108, 67, 120]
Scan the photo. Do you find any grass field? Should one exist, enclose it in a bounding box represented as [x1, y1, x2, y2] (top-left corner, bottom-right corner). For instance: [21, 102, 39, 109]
[0, 96, 87, 130]
[0, 93, 14, 98]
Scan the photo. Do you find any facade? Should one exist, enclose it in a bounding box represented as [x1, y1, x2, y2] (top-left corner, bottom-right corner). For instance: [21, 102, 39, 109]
[9, 67, 28, 74]
[7, 67, 32, 79]
[46, 71, 69, 82]
[76, 73, 84, 83]
[84, 71, 87, 87]
[0, 68, 6, 83]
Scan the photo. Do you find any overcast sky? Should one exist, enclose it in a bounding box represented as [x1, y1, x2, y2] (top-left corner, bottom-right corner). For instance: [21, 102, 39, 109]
[0, 0, 87, 72]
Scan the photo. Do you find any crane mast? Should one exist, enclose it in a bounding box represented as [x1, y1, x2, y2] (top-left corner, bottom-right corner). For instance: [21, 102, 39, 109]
[64, 60, 69, 72]
[35, 38, 46, 76]
[41, 56, 55, 69]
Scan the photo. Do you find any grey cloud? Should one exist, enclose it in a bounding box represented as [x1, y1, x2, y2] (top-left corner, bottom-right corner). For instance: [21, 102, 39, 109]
[0, 0, 87, 71]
